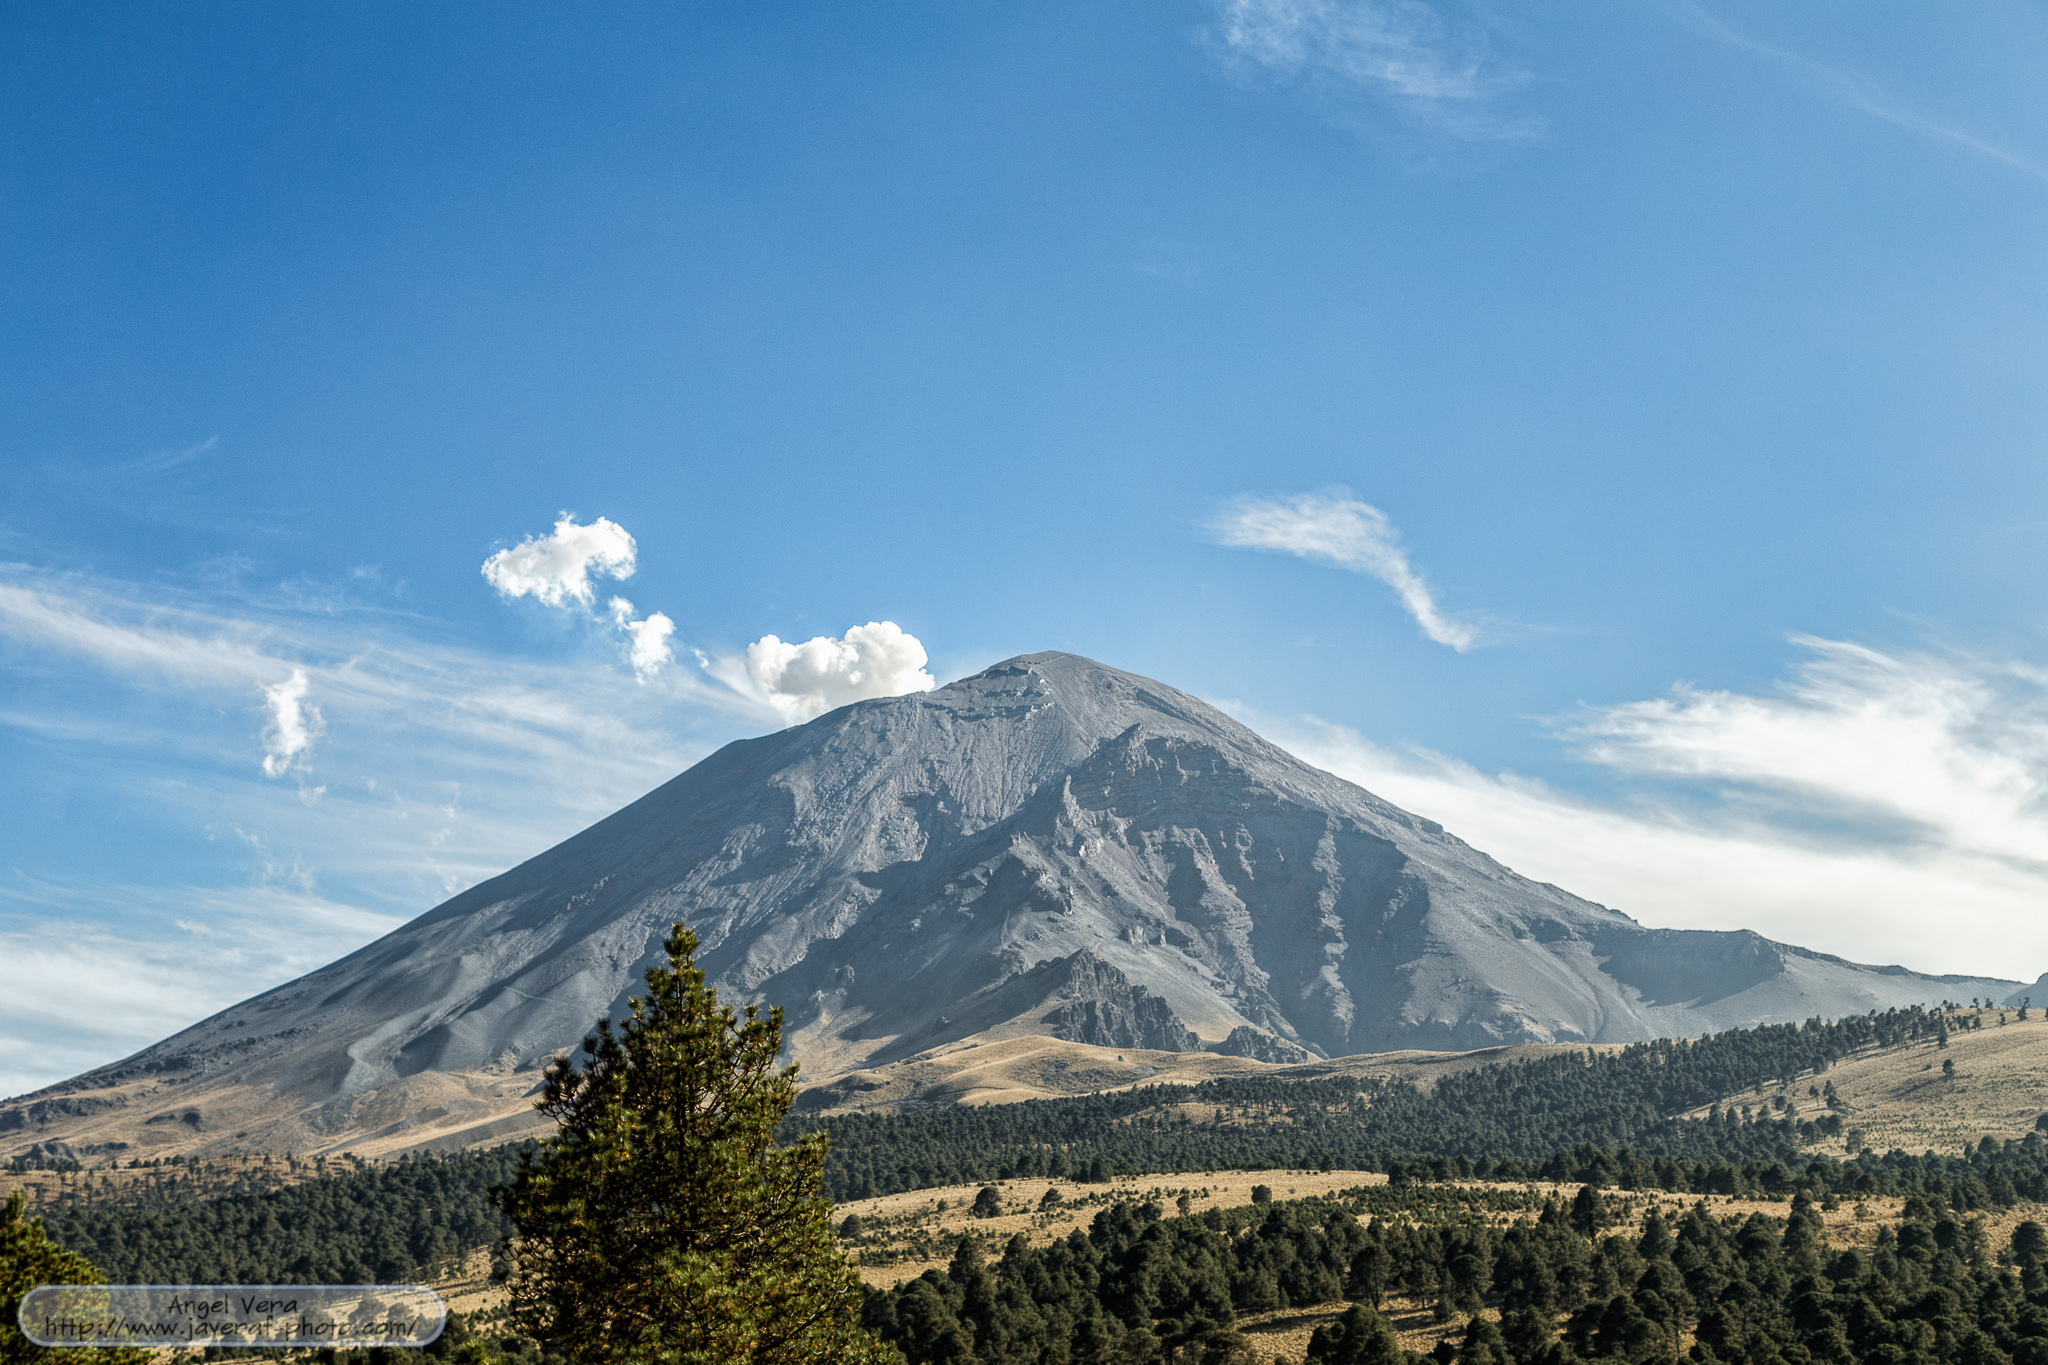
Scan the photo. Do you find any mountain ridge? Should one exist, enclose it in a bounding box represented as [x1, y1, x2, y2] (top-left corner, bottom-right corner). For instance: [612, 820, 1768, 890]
[4, 651, 2026, 1160]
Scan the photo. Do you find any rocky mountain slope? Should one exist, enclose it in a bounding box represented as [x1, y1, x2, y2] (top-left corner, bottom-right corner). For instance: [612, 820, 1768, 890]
[3, 651, 2024, 1159]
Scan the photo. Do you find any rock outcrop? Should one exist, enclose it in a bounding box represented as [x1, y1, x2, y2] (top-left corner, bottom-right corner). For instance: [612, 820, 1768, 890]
[1213, 1026, 1318, 1064]
[1040, 953, 1201, 1053]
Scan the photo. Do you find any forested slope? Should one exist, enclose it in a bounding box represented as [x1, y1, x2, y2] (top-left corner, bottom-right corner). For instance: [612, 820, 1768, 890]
[38, 1005, 2044, 1286]
[40, 1145, 524, 1284]
[864, 1184, 2048, 1364]
[796, 1006, 1981, 1199]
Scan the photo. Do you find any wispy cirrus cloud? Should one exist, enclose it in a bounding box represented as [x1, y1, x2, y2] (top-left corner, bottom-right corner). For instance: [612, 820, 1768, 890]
[1201, 0, 1538, 141]
[1236, 636, 2048, 979]
[1671, 3, 2048, 184]
[0, 574, 750, 887]
[0, 879, 402, 1099]
[0, 564, 759, 1095]
[1210, 491, 1477, 650]
[0, 558, 947, 1095]
[119, 435, 219, 477]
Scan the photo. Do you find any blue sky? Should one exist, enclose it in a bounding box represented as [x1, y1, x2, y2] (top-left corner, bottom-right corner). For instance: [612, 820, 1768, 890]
[8, 0, 2048, 1095]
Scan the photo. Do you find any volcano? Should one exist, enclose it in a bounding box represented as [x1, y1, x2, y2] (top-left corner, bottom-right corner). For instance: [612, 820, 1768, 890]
[4, 652, 2021, 1158]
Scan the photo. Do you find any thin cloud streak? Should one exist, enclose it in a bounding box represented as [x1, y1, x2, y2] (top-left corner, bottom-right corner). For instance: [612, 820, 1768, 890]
[0, 572, 761, 762]
[0, 579, 281, 688]
[1211, 492, 1477, 650]
[120, 436, 219, 476]
[0, 880, 404, 1099]
[1673, 2, 2048, 184]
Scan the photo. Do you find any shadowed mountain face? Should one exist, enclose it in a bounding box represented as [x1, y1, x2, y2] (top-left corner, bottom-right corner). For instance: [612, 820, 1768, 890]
[10, 653, 2024, 1133]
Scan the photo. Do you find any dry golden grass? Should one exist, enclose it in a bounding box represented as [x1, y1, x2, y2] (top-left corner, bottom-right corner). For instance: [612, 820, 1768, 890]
[804, 1033, 1625, 1116]
[0, 1067, 553, 1168]
[435, 1246, 510, 1319]
[1674, 1011, 2048, 1158]
[0, 1030, 1663, 1164]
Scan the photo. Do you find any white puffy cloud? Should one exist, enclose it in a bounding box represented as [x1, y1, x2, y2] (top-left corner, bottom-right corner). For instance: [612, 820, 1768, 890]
[1238, 636, 2048, 978]
[483, 515, 683, 682]
[1211, 491, 1476, 650]
[740, 621, 937, 723]
[608, 597, 676, 682]
[481, 514, 636, 607]
[259, 667, 323, 777]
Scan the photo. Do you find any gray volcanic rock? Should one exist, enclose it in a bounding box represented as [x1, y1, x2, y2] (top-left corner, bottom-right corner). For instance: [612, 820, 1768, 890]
[1039, 953, 1201, 1053]
[0, 1093, 124, 1132]
[1214, 1026, 1317, 1064]
[8, 652, 2027, 1134]
[18, 1140, 82, 1168]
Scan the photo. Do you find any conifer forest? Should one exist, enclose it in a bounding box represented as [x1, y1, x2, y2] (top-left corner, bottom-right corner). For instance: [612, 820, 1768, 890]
[17, 1006, 2048, 1361]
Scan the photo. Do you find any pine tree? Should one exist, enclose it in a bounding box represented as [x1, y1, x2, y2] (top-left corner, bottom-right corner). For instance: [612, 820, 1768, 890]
[492, 924, 888, 1365]
[1307, 1303, 1408, 1365]
[1, 1191, 149, 1365]
[1568, 1184, 1604, 1238]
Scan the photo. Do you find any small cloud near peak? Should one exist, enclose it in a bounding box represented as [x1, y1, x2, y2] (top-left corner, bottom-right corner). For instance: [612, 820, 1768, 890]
[737, 621, 938, 723]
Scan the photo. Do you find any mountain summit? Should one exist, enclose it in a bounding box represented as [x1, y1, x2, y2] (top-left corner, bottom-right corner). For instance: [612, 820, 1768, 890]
[5, 652, 2021, 1157]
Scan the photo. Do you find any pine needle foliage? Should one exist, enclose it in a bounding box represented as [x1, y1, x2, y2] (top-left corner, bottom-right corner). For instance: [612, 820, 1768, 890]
[491, 925, 887, 1365]
[1, 1191, 149, 1365]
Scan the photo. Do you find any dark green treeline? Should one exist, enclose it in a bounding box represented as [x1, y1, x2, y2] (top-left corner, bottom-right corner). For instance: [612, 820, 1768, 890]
[41, 1146, 524, 1283]
[866, 1185, 2048, 1365]
[793, 1007, 1993, 1200]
